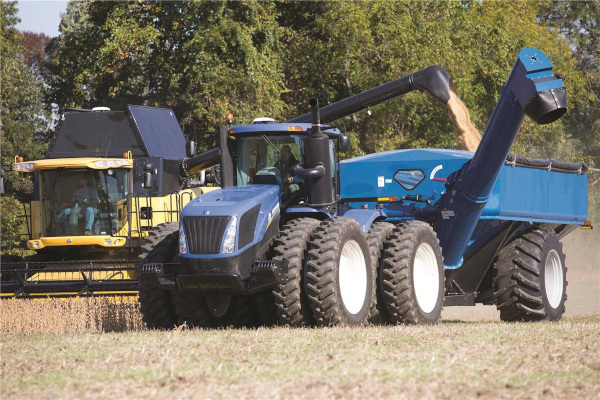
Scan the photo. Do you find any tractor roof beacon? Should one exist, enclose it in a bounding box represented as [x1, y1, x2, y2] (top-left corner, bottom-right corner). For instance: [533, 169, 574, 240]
[138, 48, 589, 328]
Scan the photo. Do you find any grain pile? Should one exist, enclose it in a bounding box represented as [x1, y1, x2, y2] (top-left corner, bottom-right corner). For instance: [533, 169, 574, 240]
[447, 83, 481, 151]
[0, 297, 144, 333]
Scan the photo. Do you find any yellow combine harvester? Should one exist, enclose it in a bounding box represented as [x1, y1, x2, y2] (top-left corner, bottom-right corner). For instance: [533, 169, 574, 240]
[1, 105, 219, 299]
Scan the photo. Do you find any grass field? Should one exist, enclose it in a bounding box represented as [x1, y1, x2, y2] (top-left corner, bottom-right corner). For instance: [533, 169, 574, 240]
[1, 230, 598, 399]
[1, 316, 599, 399]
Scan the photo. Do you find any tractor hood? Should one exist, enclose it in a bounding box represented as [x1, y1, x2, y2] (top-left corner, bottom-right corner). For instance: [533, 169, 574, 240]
[179, 185, 281, 257]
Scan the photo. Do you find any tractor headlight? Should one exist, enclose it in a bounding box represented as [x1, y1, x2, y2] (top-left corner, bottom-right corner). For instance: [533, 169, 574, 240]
[179, 226, 187, 254]
[222, 216, 237, 254]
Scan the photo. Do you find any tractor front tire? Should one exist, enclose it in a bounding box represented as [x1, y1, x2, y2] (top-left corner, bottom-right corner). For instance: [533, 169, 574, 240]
[176, 292, 252, 328]
[381, 221, 444, 325]
[367, 221, 395, 324]
[493, 227, 567, 321]
[306, 217, 372, 326]
[138, 223, 180, 329]
[272, 218, 321, 327]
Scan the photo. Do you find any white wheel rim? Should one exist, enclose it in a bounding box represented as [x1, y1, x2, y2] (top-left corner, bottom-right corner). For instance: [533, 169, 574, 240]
[205, 294, 231, 317]
[413, 242, 440, 314]
[339, 240, 368, 315]
[545, 249, 564, 309]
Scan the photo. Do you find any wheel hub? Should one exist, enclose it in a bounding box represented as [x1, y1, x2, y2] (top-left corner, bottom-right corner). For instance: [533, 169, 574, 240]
[413, 242, 439, 314]
[544, 249, 564, 309]
[339, 240, 367, 315]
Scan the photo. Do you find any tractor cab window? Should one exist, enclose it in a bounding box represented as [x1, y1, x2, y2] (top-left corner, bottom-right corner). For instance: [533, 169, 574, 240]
[40, 168, 129, 237]
[236, 135, 303, 189]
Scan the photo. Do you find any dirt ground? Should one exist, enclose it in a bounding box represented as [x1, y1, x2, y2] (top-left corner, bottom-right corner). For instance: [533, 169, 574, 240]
[443, 227, 600, 320]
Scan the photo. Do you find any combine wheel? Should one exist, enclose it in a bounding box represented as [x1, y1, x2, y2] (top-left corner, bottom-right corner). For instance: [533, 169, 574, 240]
[366, 221, 395, 324]
[138, 223, 180, 329]
[381, 221, 444, 325]
[272, 218, 321, 327]
[493, 227, 567, 321]
[306, 217, 372, 326]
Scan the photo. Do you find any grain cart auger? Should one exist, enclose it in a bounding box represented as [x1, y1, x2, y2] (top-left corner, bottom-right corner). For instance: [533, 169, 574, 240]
[139, 47, 589, 329]
[1, 106, 219, 299]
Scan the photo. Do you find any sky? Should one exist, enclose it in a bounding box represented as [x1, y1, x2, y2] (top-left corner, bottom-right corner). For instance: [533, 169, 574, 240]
[15, 0, 69, 37]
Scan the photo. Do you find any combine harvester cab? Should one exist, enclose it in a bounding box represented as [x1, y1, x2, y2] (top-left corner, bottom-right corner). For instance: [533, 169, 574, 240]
[2, 106, 217, 298]
[139, 47, 590, 329]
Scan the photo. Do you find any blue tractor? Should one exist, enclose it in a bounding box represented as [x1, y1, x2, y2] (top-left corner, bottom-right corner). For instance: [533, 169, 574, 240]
[139, 48, 590, 328]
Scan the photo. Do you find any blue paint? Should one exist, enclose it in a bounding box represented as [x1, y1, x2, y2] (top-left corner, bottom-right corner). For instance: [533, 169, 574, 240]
[338, 208, 386, 232]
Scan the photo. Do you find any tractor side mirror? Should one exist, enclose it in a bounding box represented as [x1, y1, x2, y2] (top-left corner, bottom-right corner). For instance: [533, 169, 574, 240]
[185, 140, 197, 157]
[143, 162, 154, 190]
[338, 133, 351, 152]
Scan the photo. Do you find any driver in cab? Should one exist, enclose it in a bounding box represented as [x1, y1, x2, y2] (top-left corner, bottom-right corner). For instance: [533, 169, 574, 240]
[60, 177, 100, 235]
[275, 145, 301, 195]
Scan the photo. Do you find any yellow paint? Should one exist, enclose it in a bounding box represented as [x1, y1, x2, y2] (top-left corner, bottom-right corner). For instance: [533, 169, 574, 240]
[27, 236, 128, 250]
[12, 157, 133, 172]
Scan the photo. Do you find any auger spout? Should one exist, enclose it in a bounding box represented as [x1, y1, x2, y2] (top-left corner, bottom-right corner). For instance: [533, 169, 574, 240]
[436, 48, 567, 269]
[288, 65, 451, 124]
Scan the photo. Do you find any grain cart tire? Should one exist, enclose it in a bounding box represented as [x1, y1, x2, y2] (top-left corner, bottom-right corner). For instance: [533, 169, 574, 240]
[138, 223, 180, 329]
[493, 227, 567, 321]
[272, 218, 321, 327]
[366, 222, 395, 324]
[381, 221, 444, 325]
[306, 217, 372, 326]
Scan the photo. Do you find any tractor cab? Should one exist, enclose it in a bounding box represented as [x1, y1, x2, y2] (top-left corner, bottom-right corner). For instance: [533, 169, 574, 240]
[229, 123, 344, 205]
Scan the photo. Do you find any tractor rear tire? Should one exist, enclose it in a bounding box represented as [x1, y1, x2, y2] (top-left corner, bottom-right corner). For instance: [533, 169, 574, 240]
[366, 221, 395, 324]
[381, 221, 444, 325]
[138, 223, 180, 329]
[272, 218, 321, 327]
[306, 217, 372, 326]
[493, 227, 567, 321]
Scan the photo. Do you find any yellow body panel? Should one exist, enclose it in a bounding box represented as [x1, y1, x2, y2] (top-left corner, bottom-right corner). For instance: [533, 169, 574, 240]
[27, 235, 127, 250]
[12, 157, 133, 171]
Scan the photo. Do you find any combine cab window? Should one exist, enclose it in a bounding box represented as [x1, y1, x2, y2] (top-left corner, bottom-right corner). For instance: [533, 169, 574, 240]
[40, 169, 129, 237]
[236, 135, 303, 188]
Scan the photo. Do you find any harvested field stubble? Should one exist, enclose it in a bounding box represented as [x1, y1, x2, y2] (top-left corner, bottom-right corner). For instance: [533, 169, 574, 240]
[0, 298, 143, 334]
[1, 316, 599, 399]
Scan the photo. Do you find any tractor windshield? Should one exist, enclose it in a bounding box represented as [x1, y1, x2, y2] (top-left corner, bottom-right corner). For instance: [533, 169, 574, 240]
[236, 135, 304, 187]
[40, 168, 129, 237]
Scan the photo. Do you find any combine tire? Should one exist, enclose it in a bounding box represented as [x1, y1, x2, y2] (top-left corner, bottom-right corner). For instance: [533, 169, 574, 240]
[272, 218, 321, 327]
[306, 217, 372, 326]
[493, 227, 567, 321]
[138, 223, 180, 329]
[381, 221, 444, 325]
[366, 222, 395, 324]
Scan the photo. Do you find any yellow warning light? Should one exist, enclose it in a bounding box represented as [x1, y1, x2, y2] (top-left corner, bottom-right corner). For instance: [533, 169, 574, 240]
[228, 129, 235, 135]
[581, 220, 593, 229]
[288, 126, 303, 132]
[18, 156, 24, 162]
[226, 113, 234, 125]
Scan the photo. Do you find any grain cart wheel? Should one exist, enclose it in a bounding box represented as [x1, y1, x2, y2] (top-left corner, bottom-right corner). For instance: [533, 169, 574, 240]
[306, 217, 372, 326]
[493, 227, 567, 321]
[381, 221, 444, 325]
[272, 218, 321, 327]
[138, 223, 180, 329]
[366, 222, 395, 324]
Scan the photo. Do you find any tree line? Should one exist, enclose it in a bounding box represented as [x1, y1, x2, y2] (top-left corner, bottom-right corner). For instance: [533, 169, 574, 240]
[1, 1, 598, 251]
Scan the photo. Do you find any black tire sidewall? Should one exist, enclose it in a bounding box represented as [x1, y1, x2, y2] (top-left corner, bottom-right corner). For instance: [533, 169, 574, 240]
[409, 227, 444, 323]
[334, 221, 373, 325]
[540, 234, 567, 320]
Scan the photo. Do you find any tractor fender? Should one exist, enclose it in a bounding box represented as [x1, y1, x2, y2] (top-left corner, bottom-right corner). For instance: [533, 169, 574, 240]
[338, 208, 386, 233]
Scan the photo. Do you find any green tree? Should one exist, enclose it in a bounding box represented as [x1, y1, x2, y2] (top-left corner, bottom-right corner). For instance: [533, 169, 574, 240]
[1, 2, 50, 253]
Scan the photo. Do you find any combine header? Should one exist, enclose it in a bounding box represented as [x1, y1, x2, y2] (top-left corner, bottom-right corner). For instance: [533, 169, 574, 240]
[1, 106, 218, 298]
[137, 48, 590, 328]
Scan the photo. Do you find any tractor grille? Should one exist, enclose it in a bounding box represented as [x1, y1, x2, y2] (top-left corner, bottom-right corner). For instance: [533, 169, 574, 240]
[183, 216, 231, 254]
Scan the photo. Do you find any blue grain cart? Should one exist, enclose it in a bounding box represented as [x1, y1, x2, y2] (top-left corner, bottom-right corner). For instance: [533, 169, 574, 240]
[139, 48, 590, 328]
